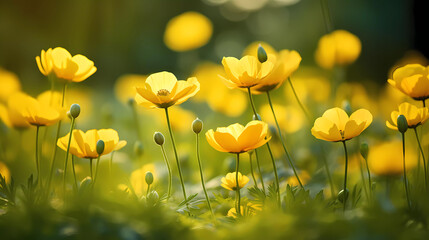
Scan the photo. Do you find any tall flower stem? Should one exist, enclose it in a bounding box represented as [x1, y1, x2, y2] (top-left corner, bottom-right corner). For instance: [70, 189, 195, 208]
[287, 78, 311, 123]
[195, 132, 215, 220]
[160, 145, 172, 200]
[164, 108, 187, 201]
[89, 158, 93, 179]
[401, 132, 411, 209]
[342, 141, 349, 212]
[358, 157, 369, 201]
[71, 155, 78, 190]
[266, 91, 304, 189]
[235, 153, 241, 216]
[248, 152, 258, 187]
[362, 156, 372, 198]
[320, 0, 334, 33]
[35, 126, 41, 182]
[254, 149, 266, 194]
[93, 156, 101, 188]
[62, 117, 76, 192]
[413, 127, 428, 190]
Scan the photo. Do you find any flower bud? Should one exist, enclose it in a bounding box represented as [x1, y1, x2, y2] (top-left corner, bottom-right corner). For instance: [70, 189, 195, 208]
[257, 44, 268, 63]
[360, 142, 369, 160]
[341, 100, 352, 116]
[134, 141, 144, 156]
[145, 171, 154, 185]
[253, 113, 261, 121]
[67, 111, 72, 120]
[154, 132, 165, 145]
[192, 118, 203, 134]
[397, 115, 408, 133]
[146, 190, 159, 206]
[69, 103, 81, 119]
[96, 140, 105, 155]
[338, 189, 349, 203]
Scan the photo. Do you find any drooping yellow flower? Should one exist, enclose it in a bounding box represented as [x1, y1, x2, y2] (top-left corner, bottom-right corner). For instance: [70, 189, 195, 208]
[135, 71, 200, 108]
[0, 68, 21, 102]
[114, 74, 147, 104]
[130, 164, 158, 197]
[260, 104, 305, 133]
[191, 62, 247, 117]
[221, 172, 249, 191]
[386, 102, 429, 130]
[15, 94, 61, 126]
[0, 92, 30, 129]
[36, 47, 97, 82]
[206, 121, 270, 153]
[311, 108, 372, 142]
[368, 141, 417, 176]
[0, 161, 11, 183]
[57, 129, 123, 159]
[315, 30, 361, 69]
[220, 56, 274, 89]
[164, 11, 213, 52]
[387, 64, 429, 101]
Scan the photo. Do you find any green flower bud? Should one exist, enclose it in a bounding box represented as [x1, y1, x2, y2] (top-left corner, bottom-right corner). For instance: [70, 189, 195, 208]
[341, 100, 352, 116]
[338, 189, 349, 203]
[145, 171, 154, 185]
[397, 115, 408, 133]
[134, 141, 144, 156]
[96, 140, 105, 155]
[146, 190, 159, 206]
[67, 111, 72, 120]
[253, 113, 261, 121]
[69, 103, 81, 119]
[154, 132, 165, 146]
[257, 44, 268, 63]
[192, 118, 203, 134]
[360, 142, 369, 160]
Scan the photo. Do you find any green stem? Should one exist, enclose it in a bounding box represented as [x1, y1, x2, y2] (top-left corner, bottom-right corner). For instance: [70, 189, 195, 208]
[266, 91, 304, 189]
[414, 127, 428, 190]
[402, 133, 411, 209]
[160, 145, 172, 200]
[89, 158, 93, 179]
[235, 153, 241, 217]
[254, 149, 266, 194]
[71, 155, 78, 190]
[320, 0, 334, 33]
[342, 141, 349, 212]
[247, 88, 258, 118]
[248, 152, 258, 187]
[164, 107, 187, 201]
[62, 117, 76, 192]
[363, 156, 372, 198]
[266, 143, 281, 207]
[358, 155, 369, 202]
[35, 126, 41, 182]
[146, 183, 151, 196]
[196, 133, 215, 220]
[93, 156, 101, 187]
[287, 77, 311, 123]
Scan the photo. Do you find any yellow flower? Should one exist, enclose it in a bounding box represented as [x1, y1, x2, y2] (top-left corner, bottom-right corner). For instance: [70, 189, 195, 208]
[227, 202, 261, 218]
[114, 74, 147, 104]
[15, 94, 62, 126]
[130, 164, 157, 197]
[191, 62, 247, 117]
[164, 11, 213, 52]
[387, 64, 429, 101]
[220, 55, 274, 89]
[260, 104, 305, 134]
[0, 68, 21, 102]
[0, 92, 30, 129]
[311, 108, 372, 142]
[315, 30, 361, 69]
[206, 121, 270, 153]
[135, 71, 200, 108]
[57, 129, 123, 159]
[0, 161, 11, 183]
[36, 47, 97, 82]
[368, 141, 417, 176]
[386, 102, 429, 130]
[221, 172, 249, 191]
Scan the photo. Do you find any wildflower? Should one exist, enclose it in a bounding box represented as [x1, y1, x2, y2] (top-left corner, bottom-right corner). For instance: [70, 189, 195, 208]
[221, 172, 249, 191]
[130, 164, 157, 197]
[164, 11, 213, 52]
[315, 30, 361, 69]
[15, 94, 62, 126]
[388, 64, 429, 101]
[386, 102, 429, 130]
[36, 47, 97, 82]
[205, 120, 270, 153]
[0, 68, 21, 102]
[135, 71, 200, 108]
[0, 92, 30, 129]
[227, 202, 262, 218]
[311, 107, 372, 142]
[57, 129, 123, 158]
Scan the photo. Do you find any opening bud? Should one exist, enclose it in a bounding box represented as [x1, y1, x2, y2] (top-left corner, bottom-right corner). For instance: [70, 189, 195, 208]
[69, 103, 81, 119]
[397, 115, 408, 133]
[257, 44, 268, 63]
[96, 140, 105, 155]
[192, 118, 203, 134]
[154, 132, 165, 146]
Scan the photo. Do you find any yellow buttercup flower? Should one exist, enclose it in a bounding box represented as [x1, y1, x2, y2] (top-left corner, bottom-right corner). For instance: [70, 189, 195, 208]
[135, 71, 200, 108]
[220, 55, 274, 89]
[368, 141, 417, 176]
[114, 74, 147, 104]
[227, 202, 261, 218]
[221, 172, 249, 191]
[386, 102, 429, 130]
[311, 108, 372, 142]
[206, 121, 270, 153]
[387, 64, 429, 101]
[0, 92, 30, 129]
[164, 11, 213, 52]
[0, 68, 21, 102]
[15, 94, 62, 126]
[57, 129, 123, 159]
[315, 30, 361, 69]
[130, 164, 157, 197]
[36, 47, 97, 82]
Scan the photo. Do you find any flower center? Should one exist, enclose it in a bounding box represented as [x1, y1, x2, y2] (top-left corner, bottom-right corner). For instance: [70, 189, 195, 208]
[157, 89, 170, 96]
[339, 130, 345, 139]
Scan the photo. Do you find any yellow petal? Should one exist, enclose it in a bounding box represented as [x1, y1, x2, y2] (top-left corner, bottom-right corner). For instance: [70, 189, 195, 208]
[146, 71, 177, 93]
[205, 129, 227, 152]
[213, 131, 240, 153]
[321, 107, 349, 130]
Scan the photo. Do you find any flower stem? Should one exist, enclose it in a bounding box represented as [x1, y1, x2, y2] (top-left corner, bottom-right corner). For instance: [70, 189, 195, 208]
[160, 145, 172, 200]
[35, 126, 41, 182]
[93, 155, 101, 188]
[358, 155, 369, 202]
[195, 132, 215, 220]
[414, 127, 428, 190]
[89, 158, 93, 179]
[266, 143, 281, 207]
[320, 0, 334, 33]
[71, 155, 78, 190]
[401, 133, 411, 209]
[254, 149, 266, 194]
[235, 153, 241, 217]
[164, 107, 187, 201]
[287, 77, 311, 123]
[248, 152, 258, 188]
[362, 155, 372, 198]
[342, 141, 349, 212]
[266, 91, 304, 189]
[62, 117, 76, 192]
